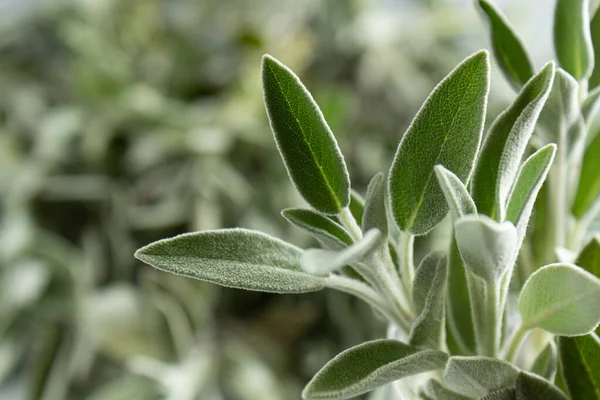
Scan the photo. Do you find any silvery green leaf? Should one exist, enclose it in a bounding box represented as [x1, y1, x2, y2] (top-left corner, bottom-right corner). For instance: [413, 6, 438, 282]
[530, 341, 558, 382]
[575, 236, 600, 277]
[362, 172, 387, 237]
[505, 144, 556, 243]
[302, 339, 449, 400]
[388, 51, 489, 235]
[434, 165, 477, 221]
[282, 208, 353, 250]
[572, 130, 600, 218]
[515, 371, 568, 400]
[478, 0, 534, 90]
[538, 69, 580, 146]
[471, 63, 555, 220]
[422, 379, 470, 400]
[135, 229, 325, 293]
[482, 388, 517, 399]
[443, 356, 520, 398]
[409, 252, 447, 349]
[300, 229, 381, 276]
[582, 86, 600, 123]
[590, 10, 600, 89]
[519, 263, 600, 335]
[349, 190, 365, 223]
[554, 0, 595, 80]
[558, 334, 600, 399]
[454, 215, 518, 283]
[261, 55, 350, 214]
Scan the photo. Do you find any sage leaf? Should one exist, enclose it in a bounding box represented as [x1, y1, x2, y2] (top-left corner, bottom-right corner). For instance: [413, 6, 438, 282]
[519, 263, 600, 335]
[505, 144, 556, 242]
[515, 371, 568, 400]
[471, 62, 555, 220]
[558, 333, 600, 399]
[409, 252, 447, 349]
[530, 341, 558, 382]
[300, 229, 381, 276]
[261, 55, 350, 214]
[478, 0, 534, 90]
[388, 51, 489, 235]
[575, 236, 600, 277]
[582, 86, 600, 123]
[362, 172, 387, 237]
[282, 208, 352, 250]
[454, 215, 518, 283]
[349, 190, 365, 223]
[590, 9, 600, 89]
[443, 356, 519, 398]
[482, 388, 516, 400]
[302, 339, 448, 400]
[135, 229, 325, 293]
[572, 129, 600, 218]
[554, 0, 595, 80]
[422, 379, 470, 400]
[434, 165, 477, 221]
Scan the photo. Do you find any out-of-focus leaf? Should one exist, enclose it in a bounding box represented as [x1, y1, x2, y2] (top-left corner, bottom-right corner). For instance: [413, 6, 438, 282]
[558, 333, 600, 399]
[554, 0, 595, 80]
[575, 236, 600, 277]
[362, 172, 387, 237]
[573, 130, 600, 218]
[530, 341, 558, 382]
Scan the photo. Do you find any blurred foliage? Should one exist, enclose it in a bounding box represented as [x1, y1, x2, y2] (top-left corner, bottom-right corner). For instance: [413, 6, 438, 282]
[0, 0, 490, 398]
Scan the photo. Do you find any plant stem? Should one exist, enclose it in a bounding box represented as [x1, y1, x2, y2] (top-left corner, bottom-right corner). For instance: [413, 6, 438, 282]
[338, 207, 363, 241]
[500, 324, 529, 363]
[466, 272, 501, 357]
[373, 251, 414, 320]
[400, 231, 415, 299]
[485, 280, 501, 357]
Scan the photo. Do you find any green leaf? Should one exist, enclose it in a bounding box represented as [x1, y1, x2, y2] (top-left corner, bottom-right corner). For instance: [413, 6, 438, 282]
[589, 9, 600, 89]
[478, 0, 534, 90]
[349, 190, 365, 223]
[582, 86, 600, 123]
[515, 371, 568, 400]
[482, 388, 516, 399]
[519, 263, 600, 335]
[554, 0, 595, 80]
[422, 379, 470, 400]
[443, 356, 520, 398]
[573, 130, 600, 218]
[300, 229, 381, 276]
[530, 341, 558, 382]
[575, 236, 600, 277]
[282, 208, 353, 250]
[362, 172, 387, 237]
[302, 339, 448, 400]
[471, 62, 555, 220]
[388, 51, 489, 235]
[538, 69, 581, 146]
[135, 229, 325, 293]
[505, 144, 556, 242]
[261, 55, 350, 214]
[454, 215, 518, 283]
[558, 333, 600, 399]
[434, 165, 477, 221]
[409, 252, 447, 349]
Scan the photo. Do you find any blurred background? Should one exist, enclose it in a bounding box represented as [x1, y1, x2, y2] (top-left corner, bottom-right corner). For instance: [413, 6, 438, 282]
[0, 0, 556, 399]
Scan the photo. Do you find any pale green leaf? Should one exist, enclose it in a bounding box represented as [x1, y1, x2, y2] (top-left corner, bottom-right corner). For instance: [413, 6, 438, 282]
[515, 371, 569, 400]
[572, 130, 600, 217]
[590, 9, 600, 89]
[362, 172, 387, 237]
[261, 55, 350, 214]
[388, 51, 489, 235]
[558, 333, 600, 399]
[575, 236, 600, 277]
[135, 229, 325, 293]
[554, 0, 595, 80]
[443, 356, 519, 398]
[349, 190, 365, 223]
[482, 388, 516, 399]
[282, 208, 353, 250]
[434, 165, 477, 221]
[582, 86, 600, 123]
[530, 341, 558, 382]
[471, 62, 555, 220]
[302, 339, 448, 400]
[422, 379, 470, 400]
[519, 263, 600, 335]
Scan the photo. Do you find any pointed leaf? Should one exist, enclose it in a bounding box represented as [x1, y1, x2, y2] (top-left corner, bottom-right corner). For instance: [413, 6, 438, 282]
[362, 172, 387, 237]
[530, 341, 558, 382]
[135, 229, 325, 293]
[282, 208, 352, 250]
[575, 236, 600, 277]
[519, 263, 600, 335]
[422, 379, 470, 400]
[261, 55, 350, 214]
[478, 0, 534, 90]
[538, 69, 580, 146]
[554, 0, 595, 80]
[589, 8, 600, 89]
[573, 129, 600, 218]
[434, 165, 477, 221]
[349, 190, 365, 223]
[302, 339, 448, 400]
[471, 63, 555, 220]
[388, 51, 489, 235]
[558, 333, 600, 399]
[443, 356, 519, 398]
[516, 371, 568, 400]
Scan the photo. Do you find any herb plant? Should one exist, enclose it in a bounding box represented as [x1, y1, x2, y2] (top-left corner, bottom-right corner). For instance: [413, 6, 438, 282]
[135, 1, 600, 398]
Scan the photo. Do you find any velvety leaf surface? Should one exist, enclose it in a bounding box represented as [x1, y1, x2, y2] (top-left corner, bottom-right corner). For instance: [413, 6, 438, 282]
[530, 341, 558, 382]
[362, 172, 387, 237]
[262, 55, 349, 214]
[443, 356, 519, 398]
[282, 208, 353, 250]
[582, 86, 600, 122]
[434, 165, 477, 220]
[302, 339, 448, 399]
[558, 333, 600, 399]
[519, 263, 600, 335]
[388, 51, 489, 235]
[572, 129, 600, 218]
[422, 379, 470, 400]
[135, 229, 325, 293]
[575, 236, 600, 277]
[349, 190, 365, 223]
[515, 371, 568, 400]
[554, 0, 595, 80]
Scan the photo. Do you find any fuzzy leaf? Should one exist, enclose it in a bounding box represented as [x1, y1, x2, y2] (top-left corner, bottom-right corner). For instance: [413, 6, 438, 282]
[575, 236, 600, 277]
[482, 388, 517, 400]
[434, 165, 477, 221]
[554, 0, 595, 80]
[572, 130, 600, 218]
[422, 379, 470, 400]
[261, 55, 349, 214]
[478, 0, 534, 90]
[530, 341, 558, 382]
[300, 229, 381, 276]
[302, 339, 448, 400]
[282, 208, 352, 250]
[409, 252, 448, 349]
[558, 334, 600, 399]
[349, 190, 365, 223]
[454, 215, 518, 283]
[515, 371, 568, 400]
[135, 229, 325, 293]
[471, 63, 555, 220]
[590, 9, 600, 89]
[582, 86, 600, 123]
[519, 263, 600, 335]
[388, 51, 489, 235]
[443, 356, 519, 398]
[362, 172, 387, 237]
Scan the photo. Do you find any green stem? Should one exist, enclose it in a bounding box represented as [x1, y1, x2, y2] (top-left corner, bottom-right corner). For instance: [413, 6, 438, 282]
[338, 207, 362, 241]
[485, 280, 501, 357]
[466, 272, 502, 357]
[373, 251, 414, 321]
[501, 324, 529, 363]
[400, 231, 415, 299]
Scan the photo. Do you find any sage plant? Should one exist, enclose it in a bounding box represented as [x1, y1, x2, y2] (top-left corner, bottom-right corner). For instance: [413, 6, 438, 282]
[135, 0, 600, 398]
